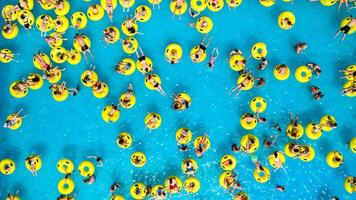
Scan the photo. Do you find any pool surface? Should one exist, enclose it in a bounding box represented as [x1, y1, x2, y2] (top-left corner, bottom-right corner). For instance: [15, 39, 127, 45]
[0, 0, 355, 200]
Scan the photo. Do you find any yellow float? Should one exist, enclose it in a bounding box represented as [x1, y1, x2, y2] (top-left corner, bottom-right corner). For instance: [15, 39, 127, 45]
[101, 105, 120, 123]
[55, 0, 71, 16]
[2, 23, 19, 40]
[52, 87, 69, 102]
[237, 72, 254, 91]
[319, 115, 337, 132]
[340, 17, 356, 35]
[219, 171, 235, 188]
[46, 32, 64, 48]
[175, 128, 193, 144]
[110, 194, 125, 200]
[253, 166, 270, 183]
[251, 42, 267, 60]
[320, 0, 337, 7]
[227, 0, 243, 8]
[150, 184, 167, 198]
[103, 26, 120, 44]
[0, 48, 14, 63]
[116, 132, 132, 148]
[116, 58, 136, 75]
[137, 57, 153, 74]
[87, 4, 105, 21]
[249, 96, 267, 113]
[58, 178, 75, 195]
[240, 113, 257, 130]
[39, 1, 55, 10]
[53, 15, 69, 33]
[101, 0, 118, 10]
[131, 152, 146, 167]
[5, 114, 22, 130]
[9, 81, 29, 98]
[344, 176, 356, 194]
[130, 182, 147, 199]
[119, 90, 136, 109]
[57, 159, 75, 174]
[305, 123, 323, 140]
[326, 151, 343, 168]
[295, 65, 312, 83]
[50, 47, 68, 64]
[0, 158, 16, 175]
[119, 0, 135, 10]
[229, 54, 245, 72]
[2, 5, 19, 21]
[71, 12, 88, 30]
[5, 194, 20, 200]
[344, 65, 355, 81]
[35, 15, 53, 33]
[190, 45, 207, 63]
[193, 135, 211, 152]
[67, 49, 82, 65]
[81, 70, 98, 87]
[286, 123, 304, 139]
[121, 19, 139, 36]
[170, 0, 188, 15]
[343, 81, 356, 97]
[172, 93, 191, 110]
[181, 158, 198, 175]
[284, 142, 298, 158]
[259, 0, 275, 7]
[183, 177, 200, 193]
[350, 137, 356, 153]
[122, 37, 138, 54]
[16, 9, 35, 29]
[46, 68, 62, 84]
[220, 154, 237, 171]
[92, 82, 109, 98]
[233, 192, 250, 200]
[20, 0, 35, 10]
[273, 64, 290, 81]
[207, 0, 224, 12]
[78, 160, 95, 177]
[190, 0, 207, 12]
[144, 112, 162, 129]
[144, 73, 161, 90]
[268, 151, 286, 169]
[165, 176, 183, 194]
[299, 145, 315, 162]
[196, 16, 213, 34]
[240, 134, 259, 153]
[26, 73, 43, 90]
[165, 43, 183, 64]
[25, 155, 42, 172]
[278, 11, 295, 30]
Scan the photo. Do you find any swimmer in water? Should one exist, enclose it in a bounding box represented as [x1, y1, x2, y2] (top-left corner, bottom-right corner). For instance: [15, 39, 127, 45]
[189, 7, 200, 18]
[7, 190, 20, 200]
[231, 144, 241, 153]
[257, 57, 268, 70]
[275, 64, 289, 77]
[37, 15, 51, 36]
[191, 34, 213, 63]
[338, 0, 349, 13]
[172, 94, 190, 110]
[310, 86, 324, 100]
[176, 128, 190, 144]
[119, 83, 134, 107]
[183, 160, 196, 177]
[81, 65, 96, 85]
[83, 174, 96, 184]
[263, 134, 278, 148]
[227, 0, 240, 10]
[229, 73, 253, 97]
[208, 48, 219, 70]
[276, 185, 285, 192]
[3, 109, 26, 129]
[195, 134, 209, 157]
[87, 155, 103, 167]
[103, 0, 114, 21]
[171, 0, 186, 20]
[25, 155, 40, 176]
[255, 111, 267, 123]
[288, 112, 300, 139]
[254, 77, 265, 88]
[341, 81, 356, 96]
[102, 26, 118, 46]
[339, 68, 356, 80]
[272, 123, 282, 132]
[57, 194, 76, 200]
[135, 46, 153, 74]
[145, 113, 161, 129]
[268, 151, 286, 172]
[307, 63, 321, 77]
[145, 73, 166, 96]
[150, 0, 161, 10]
[334, 15, 356, 42]
[109, 181, 121, 194]
[50, 81, 78, 96]
[74, 33, 94, 62]
[45, 33, 66, 47]
[294, 42, 308, 54]
[178, 144, 188, 152]
[167, 177, 181, 197]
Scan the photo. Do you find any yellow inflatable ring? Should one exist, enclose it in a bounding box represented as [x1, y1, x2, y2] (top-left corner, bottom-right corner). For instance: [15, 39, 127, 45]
[251, 42, 267, 60]
[170, 0, 188, 15]
[131, 152, 146, 167]
[50, 47, 68, 64]
[87, 4, 105, 21]
[46, 68, 62, 84]
[53, 15, 69, 33]
[320, 115, 337, 132]
[344, 65, 356, 81]
[227, 0, 243, 8]
[55, 0, 71, 16]
[130, 182, 147, 199]
[286, 123, 304, 139]
[299, 145, 315, 162]
[5, 114, 22, 130]
[0, 48, 14, 63]
[268, 151, 286, 169]
[253, 166, 270, 183]
[190, 0, 207, 12]
[196, 16, 213, 34]
[165, 43, 183, 64]
[71, 12, 87, 30]
[284, 142, 298, 158]
[16, 9, 35, 29]
[278, 11, 295, 30]
[110, 194, 125, 200]
[2, 5, 19, 21]
[101, 105, 120, 123]
[116, 58, 136, 75]
[67, 49, 82, 65]
[175, 128, 193, 144]
[173, 93, 191, 110]
[190, 45, 207, 63]
[121, 19, 139, 36]
[9, 81, 28, 98]
[25, 155, 42, 172]
[326, 151, 343, 168]
[181, 158, 198, 175]
[237, 72, 254, 91]
[101, 0, 118, 10]
[57, 159, 75, 174]
[305, 123, 323, 140]
[52, 87, 69, 102]
[92, 82, 109, 98]
[78, 160, 95, 177]
[103, 26, 120, 44]
[19, 0, 35, 10]
[229, 54, 245, 72]
[58, 178, 75, 195]
[220, 154, 237, 171]
[219, 171, 235, 189]
[116, 132, 132, 148]
[240, 134, 259, 153]
[350, 137, 356, 153]
[344, 176, 356, 194]
[340, 17, 356, 35]
[193, 135, 211, 152]
[135, 5, 152, 22]
[119, 0, 135, 8]
[259, 0, 275, 7]
[207, 0, 224, 12]
[81, 70, 98, 87]
[119, 90, 136, 109]
[0, 158, 16, 175]
[343, 81, 356, 97]
[39, 1, 55, 10]
[122, 37, 138, 54]
[144, 73, 161, 90]
[249, 96, 267, 113]
[150, 184, 167, 197]
[27, 73, 43, 90]
[165, 176, 183, 194]
[183, 177, 200, 193]
[46, 32, 64, 48]
[2, 23, 19, 40]
[320, 0, 337, 7]
[273, 64, 290, 81]
[35, 15, 53, 32]
[295, 65, 312, 83]
[240, 113, 257, 130]
[144, 112, 162, 129]
[233, 192, 250, 200]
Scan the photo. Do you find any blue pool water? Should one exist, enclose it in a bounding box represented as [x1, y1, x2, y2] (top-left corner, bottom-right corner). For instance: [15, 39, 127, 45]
[0, 0, 355, 199]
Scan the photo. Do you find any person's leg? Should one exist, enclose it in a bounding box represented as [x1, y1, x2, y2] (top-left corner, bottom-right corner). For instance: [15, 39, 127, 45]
[341, 33, 347, 41]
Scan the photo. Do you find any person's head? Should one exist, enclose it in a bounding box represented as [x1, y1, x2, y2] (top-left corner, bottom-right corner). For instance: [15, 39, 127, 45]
[172, 102, 182, 110]
[231, 144, 240, 152]
[3, 121, 10, 128]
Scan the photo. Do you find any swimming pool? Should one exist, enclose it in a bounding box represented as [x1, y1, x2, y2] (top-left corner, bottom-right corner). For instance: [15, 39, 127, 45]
[0, 0, 355, 199]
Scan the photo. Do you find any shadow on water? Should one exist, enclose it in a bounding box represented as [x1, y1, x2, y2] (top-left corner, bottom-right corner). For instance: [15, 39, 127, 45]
[29, 143, 47, 157]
